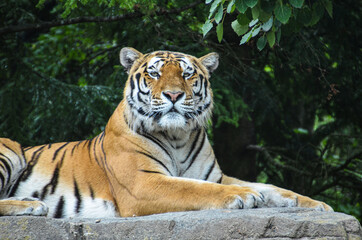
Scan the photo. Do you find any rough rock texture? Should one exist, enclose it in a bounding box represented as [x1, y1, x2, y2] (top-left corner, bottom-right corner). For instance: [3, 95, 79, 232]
[0, 208, 361, 239]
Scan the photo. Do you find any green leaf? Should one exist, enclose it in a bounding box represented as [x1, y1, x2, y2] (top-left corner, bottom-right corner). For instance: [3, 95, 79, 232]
[275, 4, 292, 24]
[252, 25, 261, 37]
[267, 31, 275, 47]
[235, 0, 248, 13]
[249, 18, 259, 27]
[261, 1, 275, 13]
[245, 0, 258, 8]
[261, 16, 273, 31]
[202, 21, 213, 37]
[206, 0, 214, 4]
[289, 0, 304, 8]
[215, 5, 224, 23]
[240, 30, 252, 44]
[259, 9, 272, 22]
[231, 20, 249, 36]
[216, 23, 224, 42]
[227, 0, 235, 13]
[209, 0, 222, 18]
[252, 6, 260, 19]
[257, 35, 267, 51]
[293, 128, 309, 134]
[323, 0, 333, 18]
[237, 14, 250, 25]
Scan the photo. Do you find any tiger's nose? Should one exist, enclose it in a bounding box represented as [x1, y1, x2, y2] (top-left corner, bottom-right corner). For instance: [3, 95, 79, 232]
[162, 91, 184, 103]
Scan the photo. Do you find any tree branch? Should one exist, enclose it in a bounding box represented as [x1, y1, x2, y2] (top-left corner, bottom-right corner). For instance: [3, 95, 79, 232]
[330, 151, 362, 174]
[0, 0, 203, 36]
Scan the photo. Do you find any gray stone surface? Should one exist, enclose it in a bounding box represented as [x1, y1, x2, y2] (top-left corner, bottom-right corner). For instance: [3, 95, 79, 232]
[0, 208, 361, 239]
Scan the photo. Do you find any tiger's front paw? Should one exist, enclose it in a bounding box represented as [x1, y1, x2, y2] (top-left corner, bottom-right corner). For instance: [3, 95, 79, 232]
[297, 196, 333, 212]
[220, 186, 265, 209]
[261, 189, 334, 212]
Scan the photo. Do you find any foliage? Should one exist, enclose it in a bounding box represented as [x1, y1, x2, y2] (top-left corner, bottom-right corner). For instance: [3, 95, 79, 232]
[0, 0, 361, 220]
[203, 0, 333, 50]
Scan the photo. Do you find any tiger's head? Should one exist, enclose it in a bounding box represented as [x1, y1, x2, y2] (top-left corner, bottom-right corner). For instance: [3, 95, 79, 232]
[120, 47, 218, 133]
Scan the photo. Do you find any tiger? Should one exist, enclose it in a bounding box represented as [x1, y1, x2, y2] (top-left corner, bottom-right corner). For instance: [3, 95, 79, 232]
[0, 47, 333, 218]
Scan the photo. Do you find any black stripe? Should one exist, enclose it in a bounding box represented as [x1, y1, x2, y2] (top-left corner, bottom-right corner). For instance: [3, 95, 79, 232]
[1, 143, 23, 168]
[40, 165, 60, 199]
[217, 175, 223, 184]
[136, 151, 172, 176]
[181, 129, 201, 164]
[139, 169, 165, 175]
[59, 150, 67, 167]
[130, 76, 135, 90]
[20, 147, 26, 168]
[141, 133, 172, 160]
[0, 170, 5, 189]
[0, 154, 12, 183]
[203, 76, 208, 98]
[138, 107, 147, 116]
[185, 131, 206, 172]
[135, 73, 141, 82]
[173, 53, 184, 58]
[54, 196, 65, 218]
[143, 77, 148, 88]
[0, 151, 14, 169]
[1, 143, 17, 154]
[203, 158, 216, 181]
[71, 140, 84, 156]
[74, 179, 82, 213]
[32, 191, 39, 198]
[136, 74, 149, 95]
[8, 146, 45, 197]
[30, 145, 46, 163]
[18, 145, 46, 181]
[89, 185, 95, 199]
[100, 136, 107, 165]
[123, 112, 130, 126]
[52, 142, 70, 161]
[24, 146, 36, 151]
[193, 77, 203, 97]
[196, 102, 211, 116]
[99, 131, 105, 142]
[86, 139, 92, 152]
[93, 135, 101, 167]
[137, 92, 147, 105]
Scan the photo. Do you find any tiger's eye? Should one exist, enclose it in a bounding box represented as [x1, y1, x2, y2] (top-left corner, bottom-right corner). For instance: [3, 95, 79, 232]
[149, 72, 160, 78]
[183, 72, 192, 79]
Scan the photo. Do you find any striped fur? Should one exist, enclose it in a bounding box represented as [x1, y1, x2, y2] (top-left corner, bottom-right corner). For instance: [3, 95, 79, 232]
[0, 48, 333, 218]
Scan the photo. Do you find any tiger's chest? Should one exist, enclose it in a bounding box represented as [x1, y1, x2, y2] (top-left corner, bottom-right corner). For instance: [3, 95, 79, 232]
[141, 130, 220, 181]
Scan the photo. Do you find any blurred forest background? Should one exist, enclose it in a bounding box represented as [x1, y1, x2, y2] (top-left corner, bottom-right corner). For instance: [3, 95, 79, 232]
[0, 0, 361, 219]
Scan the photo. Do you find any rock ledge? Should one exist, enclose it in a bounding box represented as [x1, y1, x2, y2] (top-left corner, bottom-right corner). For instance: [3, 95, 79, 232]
[1, 208, 361, 239]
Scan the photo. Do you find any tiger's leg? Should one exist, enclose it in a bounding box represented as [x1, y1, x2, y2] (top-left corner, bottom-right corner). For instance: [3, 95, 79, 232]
[0, 138, 48, 216]
[221, 175, 333, 211]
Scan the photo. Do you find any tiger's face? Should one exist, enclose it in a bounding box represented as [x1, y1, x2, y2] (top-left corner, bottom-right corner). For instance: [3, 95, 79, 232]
[120, 48, 219, 133]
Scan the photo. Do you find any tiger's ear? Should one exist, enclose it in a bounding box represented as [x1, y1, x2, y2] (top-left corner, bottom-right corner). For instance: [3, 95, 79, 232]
[120, 47, 143, 73]
[199, 52, 219, 73]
